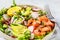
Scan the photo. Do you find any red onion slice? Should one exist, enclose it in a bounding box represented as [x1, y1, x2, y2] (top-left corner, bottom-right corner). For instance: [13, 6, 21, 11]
[32, 7, 40, 12]
[10, 17, 14, 23]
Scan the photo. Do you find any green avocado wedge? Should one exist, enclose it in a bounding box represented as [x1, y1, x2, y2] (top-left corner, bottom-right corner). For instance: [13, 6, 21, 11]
[10, 24, 31, 40]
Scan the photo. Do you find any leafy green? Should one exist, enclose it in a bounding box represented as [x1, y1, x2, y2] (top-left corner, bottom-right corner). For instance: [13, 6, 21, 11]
[0, 8, 7, 21]
[10, 24, 31, 40]
[3, 24, 8, 29]
[11, 23, 18, 26]
[25, 15, 32, 20]
[17, 30, 30, 40]
[15, 18, 23, 23]
[5, 29, 11, 35]
[0, 15, 4, 22]
[0, 22, 4, 32]
[21, 7, 31, 16]
[13, 15, 18, 20]
[34, 35, 45, 40]
[18, 34, 26, 40]
[45, 32, 50, 35]
[16, 11, 21, 15]
[24, 30, 31, 39]
[0, 22, 3, 27]
[13, 15, 23, 24]
[38, 10, 47, 16]
[0, 28, 4, 32]
[0, 8, 7, 15]
[12, 0, 16, 7]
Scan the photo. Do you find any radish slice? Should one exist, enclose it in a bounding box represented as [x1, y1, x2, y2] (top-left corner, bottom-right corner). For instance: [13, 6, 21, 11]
[3, 14, 9, 20]
[31, 12, 39, 18]
[32, 7, 40, 11]
[28, 26, 34, 32]
[10, 17, 14, 23]
[24, 21, 27, 25]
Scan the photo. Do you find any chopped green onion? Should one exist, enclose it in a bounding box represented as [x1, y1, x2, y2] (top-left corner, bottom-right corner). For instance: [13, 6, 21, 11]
[0, 28, 4, 32]
[12, 0, 16, 6]
[3, 24, 8, 29]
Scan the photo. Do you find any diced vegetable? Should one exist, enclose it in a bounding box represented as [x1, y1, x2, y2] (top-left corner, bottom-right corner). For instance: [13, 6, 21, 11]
[0, 28, 4, 32]
[13, 16, 24, 24]
[34, 29, 41, 36]
[43, 21, 54, 27]
[27, 18, 34, 26]
[22, 11, 30, 16]
[25, 15, 32, 20]
[0, 8, 7, 15]
[21, 9, 25, 15]
[38, 15, 49, 22]
[0, 16, 4, 21]
[41, 26, 51, 32]
[34, 29, 44, 36]
[0, 8, 8, 22]
[38, 10, 47, 16]
[18, 30, 30, 40]
[0, 22, 5, 32]
[24, 30, 31, 39]
[26, 7, 32, 11]
[13, 15, 18, 19]
[21, 7, 32, 16]
[32, 21, 40, 27]
[15, 18, 23, 23]
[3, 24, 8, 29]
[18, 34, 26, 40]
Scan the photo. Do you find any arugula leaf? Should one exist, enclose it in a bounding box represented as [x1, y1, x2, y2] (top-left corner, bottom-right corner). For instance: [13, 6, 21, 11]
[0, 8, 7, 15]
[38, 10, 47, 16]
[34, 35, 45, 40]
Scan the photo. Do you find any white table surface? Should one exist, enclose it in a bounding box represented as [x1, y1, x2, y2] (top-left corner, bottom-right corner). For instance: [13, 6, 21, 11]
[0, 0, 60, 40]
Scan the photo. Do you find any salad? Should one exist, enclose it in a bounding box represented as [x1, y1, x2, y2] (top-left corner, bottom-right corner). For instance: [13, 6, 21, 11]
[0, 0, 55, 40]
